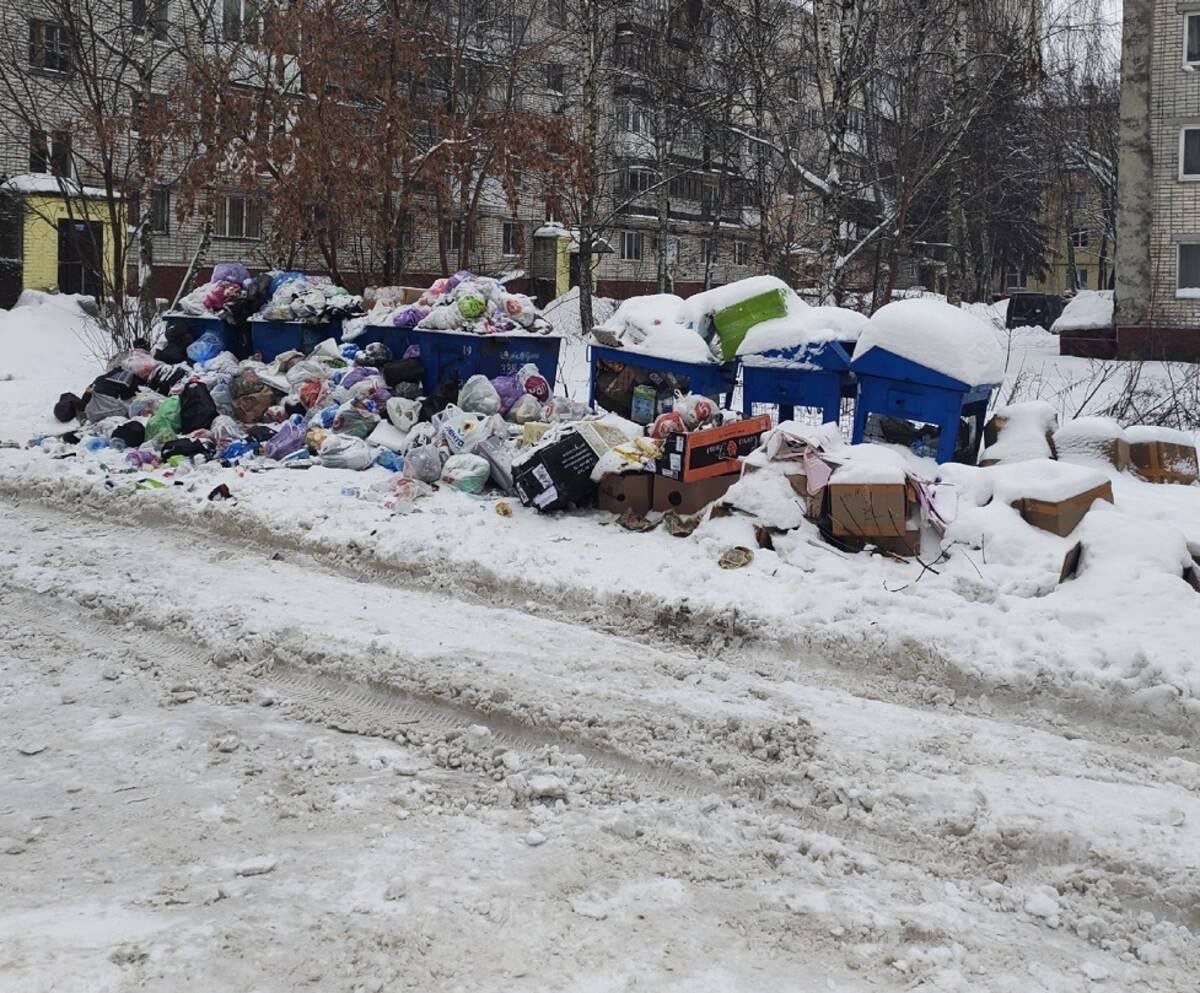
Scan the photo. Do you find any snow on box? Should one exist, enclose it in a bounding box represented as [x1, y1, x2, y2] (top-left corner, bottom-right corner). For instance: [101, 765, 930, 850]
[1055, 415, 1128, 443]
[720, 470, 808, 531]
[1125, 424, 1198, 446]
[1051, 290, 1114, 333]
[737, 306, 869, 359]
[853, 298, 1005, 386]
[824, 443, 910, 485]
[987, 458, 1110, 506]
[982, 400, 1057, 464]
[596, 294, 717, 363]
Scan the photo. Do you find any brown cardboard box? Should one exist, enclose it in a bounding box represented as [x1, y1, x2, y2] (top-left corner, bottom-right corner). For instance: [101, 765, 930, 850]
[828, 481, 917, 538]
[1055, 431, 1130, 471]
[1129, 440, 1199, 485]
[656, 415, 772, 482]
[870, 530, 922, 558]
[1010, 480, 1113, 537]
[400, 286, 426, 304]
[597, 473, 654, 516]
[652, 474, 738, 515]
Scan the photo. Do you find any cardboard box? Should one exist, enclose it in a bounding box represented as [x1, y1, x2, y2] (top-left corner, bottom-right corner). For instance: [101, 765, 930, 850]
[513, 431, 606, 511]
[597, 473, 654, 516]
[742, 462, 827, 519]
[1009, 480, 1113, 537]
[1055, 434, 1130, 471]
[870, 530, 922, 558]
[656, 415, 772, 482]
[828, 481, 917, 538]
[400, 285, 426, 304]
[1129, 440, 1199, 485]
[652, 474, 738, 515]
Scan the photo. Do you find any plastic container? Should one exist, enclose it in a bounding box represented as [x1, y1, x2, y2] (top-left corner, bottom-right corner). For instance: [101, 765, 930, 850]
[711, 289, 788, 361]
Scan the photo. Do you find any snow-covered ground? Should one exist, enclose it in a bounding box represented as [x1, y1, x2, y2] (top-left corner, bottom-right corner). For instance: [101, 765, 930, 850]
[2, 292, 1199, 991]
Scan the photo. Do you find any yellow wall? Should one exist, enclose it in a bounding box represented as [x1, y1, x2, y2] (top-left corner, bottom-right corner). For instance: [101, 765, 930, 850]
[21, 194, 120, 292]
[555, 235, 570, 297]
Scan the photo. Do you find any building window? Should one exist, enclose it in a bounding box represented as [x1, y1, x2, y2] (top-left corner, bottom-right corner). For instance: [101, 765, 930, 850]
[1069, 190, 1087, 212]
[617, 101, 648, 136]
[547, 0, 566, 28]
[502, 220, 520, 256]
[132, 0, 169, 40]
[222, 0, 260, 43]
[700, 240, 715, 266]
[1070, 227, 1089, 249]
[30, 129, 71, 176]
[445, 219, 473, 252]
[214, 195, 261, 239]
[1180, 127, 1200, 179]
[1075, 268, 1088, 289]
[620, 230, 643, 261]
[1177, 242, 1200, 297]
[29, 129, 48, 173]
[150, 187, 170, 233]
[734, 242, 750, 265]
[1006, 271, 1026, 290]
[545, 63, 564, 93]
[1186, 14, 1200, 66]
[28, 20, 71, 73]
[622, 168, 653, 195]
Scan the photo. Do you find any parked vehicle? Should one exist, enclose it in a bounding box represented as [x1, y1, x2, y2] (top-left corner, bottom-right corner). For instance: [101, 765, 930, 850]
[1006, 292, 1065, 332]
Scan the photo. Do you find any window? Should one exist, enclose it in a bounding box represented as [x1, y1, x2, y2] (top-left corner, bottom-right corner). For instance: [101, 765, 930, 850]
[1075, 268, 1089, 289]
[619, 230, 643, 261]
[50, 131, 71, 177]
[445, 219, 472, 252]
[1181, 127, 1200, 179]
[700, 240, 715, 266]
[1070, 227, 1089, 249]
[29, 129, 48, 173]
[734, 242, 750, 265]
[1070, 190, 1087, 213]
[30, 129, 71, 176]
[547, 0, 566, 27]
[545, 63, 564, 93]
[214, 195, 261, 239]
[617, 101, 648, 136]
[1186, 14, 1200, 66]
[622, 168, 653, 194]
[132, 0, 169, 40]
[506, 15, 527, 45]
[1178, 242, 1200, 296]
[150, 187, 170, 234]
[223, 0, 260, 43]
[502, 220, 520, 256]
[28, 20, 71, 72]
[668, 173, 701, 201]
[1005, 271, 1026, 290]
[785, 74, 800, 101]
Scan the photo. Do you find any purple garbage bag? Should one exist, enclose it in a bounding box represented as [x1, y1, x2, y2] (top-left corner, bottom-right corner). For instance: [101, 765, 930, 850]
[212, 262, 250, 285]
[403, 344, 421, 360]
[341, 366, 379, 390]
[392, 305, 430, 328]
[491, 374, 523, 415]
[263, 415, 307, 460]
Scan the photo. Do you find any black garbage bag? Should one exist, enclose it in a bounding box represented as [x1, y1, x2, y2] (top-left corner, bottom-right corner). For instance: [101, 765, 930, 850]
[111, 420, 146, 449]
[360, 342, 393, 367]
[147, 365, 188, 396]
[383, 359, 424, 389]
[91, 369, 139, 400]
[54, 392, 83, 422]
[179, 381, 219, 433]
[244, 424, 276, 442]
[155, 324, 195, 364]
[161, 436, 215, 461]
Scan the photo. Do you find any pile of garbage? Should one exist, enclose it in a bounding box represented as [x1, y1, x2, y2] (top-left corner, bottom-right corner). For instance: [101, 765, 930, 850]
[173, 265, 365, 326]
[346, 271, 551, 339]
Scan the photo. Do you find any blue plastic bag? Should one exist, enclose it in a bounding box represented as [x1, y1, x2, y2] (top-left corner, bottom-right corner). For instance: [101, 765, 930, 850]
[187, 331, 223, 365]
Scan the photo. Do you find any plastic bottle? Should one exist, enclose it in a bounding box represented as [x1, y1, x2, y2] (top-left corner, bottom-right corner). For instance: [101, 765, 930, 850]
[82, 437, 110, 453]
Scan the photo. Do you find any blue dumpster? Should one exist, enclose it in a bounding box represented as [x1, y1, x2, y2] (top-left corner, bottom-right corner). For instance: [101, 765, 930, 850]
[740, 340, 856, 423]
[250, 318, 345, 362]
[850, 348, 997, 464]
[588, 344, 738, 416]
[351, 325, 563, 394]
[163, 312, 246, 356]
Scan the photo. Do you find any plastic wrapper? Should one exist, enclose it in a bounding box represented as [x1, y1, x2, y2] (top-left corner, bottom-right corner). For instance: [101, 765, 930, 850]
[341, 366, 379, 390]
[517, 363, 551, 403]
[508, 393, 543, 424]
[433, 404, 495, 453]
[386, 396, 422, 434]
[542, 397, 590, 422]
[332, 401, 380, 439]
[145, 395, 181, 440]
[374, 448, 405, 472]
[208, 377, 235, 417]
[262, 405, 287, 423]
[298, 378, 329, 410]
[650, 411, 686, 439]
[201, 350, 239, 375]
[403, 444, 444, 484]
[275, 349, 305, 372]
[122, 349, 159, 379]
[671, 392, 716, 430]
[440, 453, 491, 494]
[186, 331, 224, 365]
[232, 386, 276, 424]
[500, 293, 537, 328]
[263, 415, 307, 459]
[360, 342, 393, 366]
[372, 475, 433, 511]
[318, 434, 375, 471]
[458, 374, 502, 416]
[128, 388, 163, 419]
[213, 261, 250, 285]
[285, 360, 332, 388]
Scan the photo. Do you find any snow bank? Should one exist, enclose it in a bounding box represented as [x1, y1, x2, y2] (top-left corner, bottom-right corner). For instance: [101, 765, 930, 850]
[982, 401, 1057, 465]
[853, 299, 1005, 386]
[988, 459, 1110, 506]
[1051, 290, 1113, 333]
[542, 286, 617, 338]
[595, 294, 717, 364]
[737, 306, 869, 358]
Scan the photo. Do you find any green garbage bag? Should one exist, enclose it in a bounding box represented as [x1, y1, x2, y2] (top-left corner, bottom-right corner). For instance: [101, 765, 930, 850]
[146, 395, 182, 441]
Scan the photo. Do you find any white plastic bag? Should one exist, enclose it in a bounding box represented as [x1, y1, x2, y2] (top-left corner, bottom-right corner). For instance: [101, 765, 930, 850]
[441, 453, 491, 494]
[403, 444, 444, 483]
[508, 393, 543, 424]
[458, 374, 502, 416]
[386, 396, 423, 434]
[434, 404, 488, 453]
[318, 435, 375, 471]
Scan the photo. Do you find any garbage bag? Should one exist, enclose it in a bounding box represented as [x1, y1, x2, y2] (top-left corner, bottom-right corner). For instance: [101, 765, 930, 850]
[332, 401, 380, 439]
[491, 374, 524, 414]
[341, 366, 379, 391]
[391, 381, 423, 401]
[208, 377, 235, 417]
[391, 304, 430, 328]
[211, 415, 245, 448]
[121, 348, 159, 379]
[672, 392, 717, 430]
[360, 342, 392, 366]
[517, 363, 551, 403]
[458, 375, 502, 416]
[111, 420, 145, 449]
[233, 386, 276, 424]
[441, 453, 491, 494]
[213, 261, 251, 285]
[368, 419, 409, 452]
[385, 396, 422, 434]
[187, 331, 224, 365]
[147, 365, 187, 395]
[263, 415, 307, 459]
[85, 392, 129, 424]
[269, 270, 304, 295]
[499, 292, 537, 328]
[180, 381, 219, 433]
[650, 411, 686, 439]
[54, 392, 82, 422]
[509, 393, 543, 424]
[419, 305, 465, 331]
[145, 395, 182, 440]
[161, 436, 215, 461]
[433, 404, 485, 453]
[382, 359, 424, 388]
[543, 397, 590, 422]
[285, 360, 332, 388]
[304, 425, 330, 454]
[298, 379, 329, 410]
[92, 369, 139, 400]
[318, 435, 375, 471]
[403, 444, 445, 484]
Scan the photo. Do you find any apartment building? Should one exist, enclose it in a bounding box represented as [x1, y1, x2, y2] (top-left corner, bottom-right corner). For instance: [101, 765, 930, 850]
[1112, 0, 1200, 360]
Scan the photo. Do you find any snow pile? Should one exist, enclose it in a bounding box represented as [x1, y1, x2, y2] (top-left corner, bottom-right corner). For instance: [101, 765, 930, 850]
[595, 294, 716, 363]
[720, 470, 807, 530]
[981, 401, 1057, 465]
[853, 299, 1005, 386]
[988, 459, 1109, 506]
[0, 291, 98, 443]
[1126, 424, 1198, 446]
[679, 275, 800, 330]
[825, 443, 910, 485]
[738, 306, 869, 360]
[541, 286, 617, 338]
[1054, 416, 1128, 466]
[1051, 290, 1113, 333]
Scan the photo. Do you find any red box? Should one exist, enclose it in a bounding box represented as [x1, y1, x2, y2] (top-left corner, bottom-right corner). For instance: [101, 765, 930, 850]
[654, 415, 772, 482]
